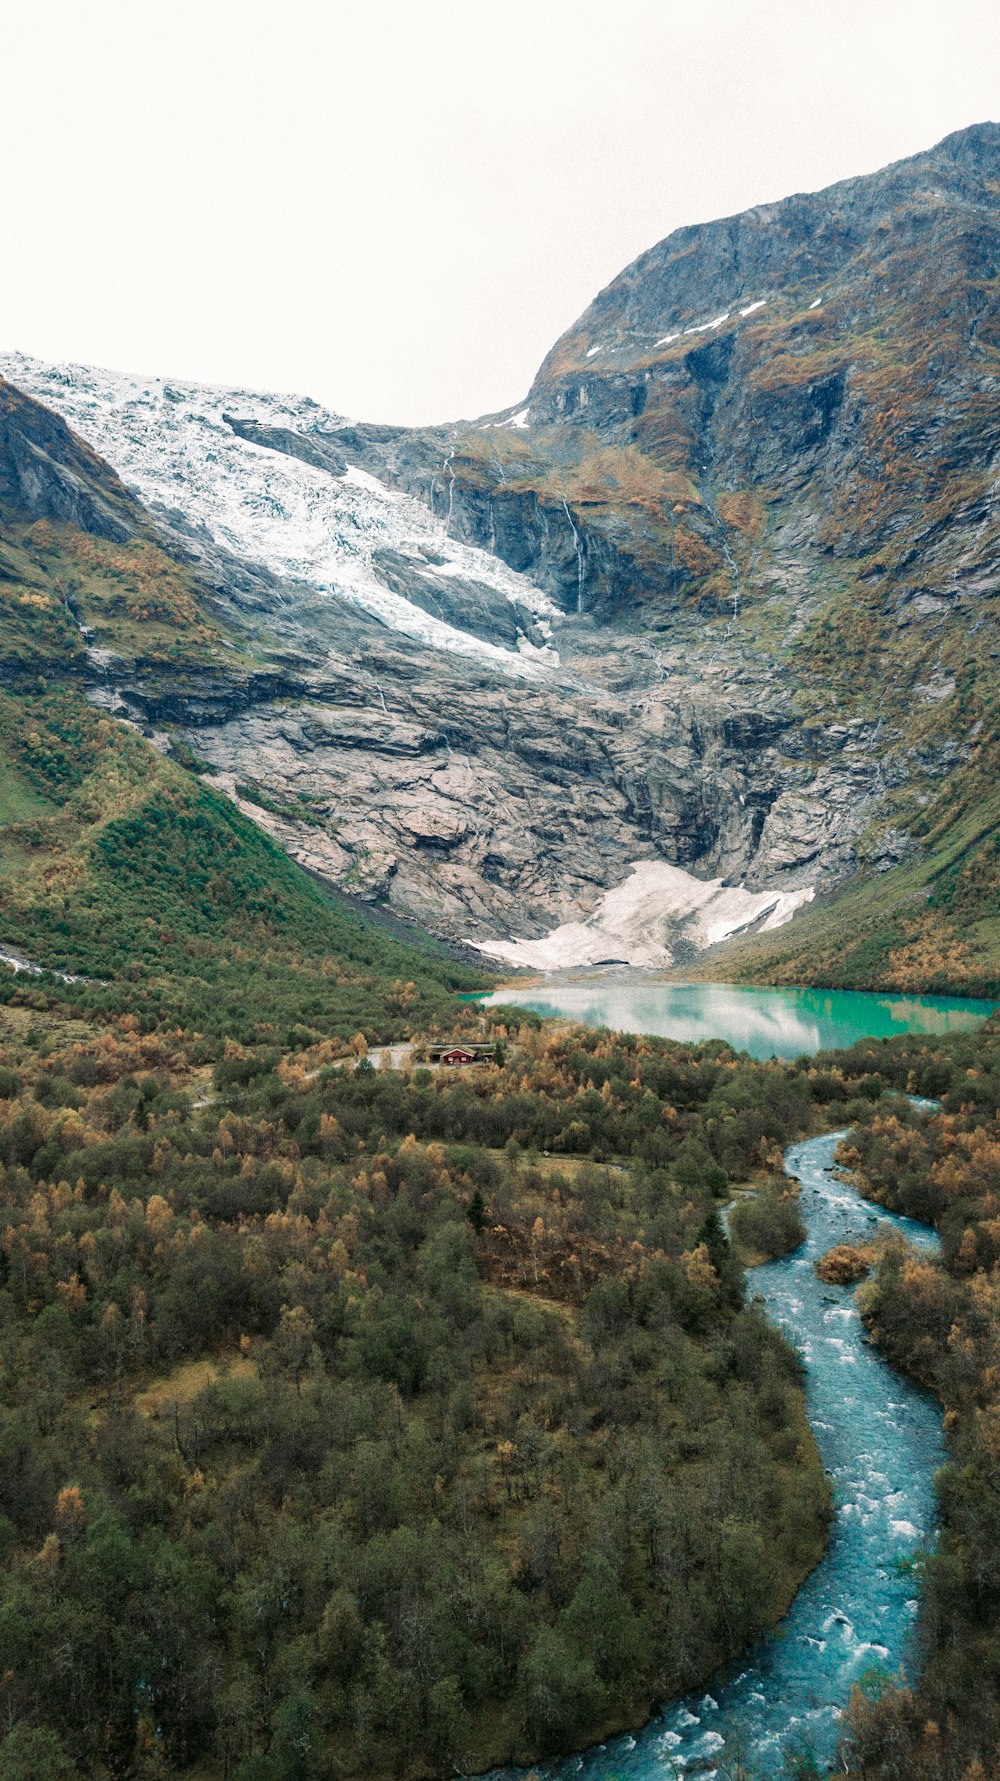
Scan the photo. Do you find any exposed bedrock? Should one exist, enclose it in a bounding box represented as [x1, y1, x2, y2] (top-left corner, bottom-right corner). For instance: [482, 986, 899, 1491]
[0, 377, 137, 543]
[86, 608, 927, 950]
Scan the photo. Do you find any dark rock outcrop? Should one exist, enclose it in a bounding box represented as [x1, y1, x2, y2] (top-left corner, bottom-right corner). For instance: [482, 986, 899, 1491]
[0, 378, 136, 541]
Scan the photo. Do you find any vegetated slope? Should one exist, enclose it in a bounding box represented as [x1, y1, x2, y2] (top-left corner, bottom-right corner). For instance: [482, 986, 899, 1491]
[0, 996, 843, 1780]
[0, 684, 486, 1042]
[695, 762, 1000, 998]
[812, 1015, 1000, 1780]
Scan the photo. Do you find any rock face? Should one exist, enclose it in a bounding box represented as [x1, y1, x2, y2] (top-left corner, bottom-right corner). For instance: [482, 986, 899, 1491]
[0, 378, 137, 542]
[3, 123, 998, 965]
[69, 609, 922, 951]
[340, 123, 1000, 626]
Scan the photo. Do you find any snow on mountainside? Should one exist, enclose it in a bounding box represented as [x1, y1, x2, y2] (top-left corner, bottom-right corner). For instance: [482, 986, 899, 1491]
[0, 353, 560, 678]
[478, 862, 814, 970]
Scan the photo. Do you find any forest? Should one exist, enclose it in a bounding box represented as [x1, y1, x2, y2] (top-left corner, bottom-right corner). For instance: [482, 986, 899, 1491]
[0, 969, 856, 1781]
[825, 1022, 1000, 1781]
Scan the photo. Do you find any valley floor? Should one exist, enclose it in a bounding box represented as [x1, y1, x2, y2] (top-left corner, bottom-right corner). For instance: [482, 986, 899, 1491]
[0, 967, 842, 1779]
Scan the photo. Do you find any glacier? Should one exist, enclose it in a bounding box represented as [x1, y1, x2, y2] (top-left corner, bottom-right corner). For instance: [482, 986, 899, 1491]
[0, 352, 561, 678]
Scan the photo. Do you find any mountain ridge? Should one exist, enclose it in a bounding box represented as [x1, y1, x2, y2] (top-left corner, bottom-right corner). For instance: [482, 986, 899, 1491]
[534, 119, 1000, 384]
[3, 121, 1000, 988]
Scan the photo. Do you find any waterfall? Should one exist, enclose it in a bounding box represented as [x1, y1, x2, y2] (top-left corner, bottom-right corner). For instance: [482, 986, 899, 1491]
[441, 450, 456, 532]
[703, 481, 741, 663]
[719, 529, 741, 625]
[561, 499, 586, 613]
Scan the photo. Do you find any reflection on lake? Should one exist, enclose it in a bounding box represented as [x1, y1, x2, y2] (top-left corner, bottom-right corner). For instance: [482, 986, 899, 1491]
[478, 978, 998, 1059]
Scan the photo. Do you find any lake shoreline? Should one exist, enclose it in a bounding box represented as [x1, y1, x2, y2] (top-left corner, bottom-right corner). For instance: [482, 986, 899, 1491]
[474, 975, 998, 1061]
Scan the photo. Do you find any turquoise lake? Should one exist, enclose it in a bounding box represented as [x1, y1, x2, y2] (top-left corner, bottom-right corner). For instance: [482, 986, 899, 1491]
[478, 977, 997, 1059]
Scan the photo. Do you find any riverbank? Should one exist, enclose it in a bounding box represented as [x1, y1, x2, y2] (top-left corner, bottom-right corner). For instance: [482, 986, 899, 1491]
[833, 1053, 1000, 1777]
[530, 1111, 945, 1780]
[482, 1388, 829, 1776]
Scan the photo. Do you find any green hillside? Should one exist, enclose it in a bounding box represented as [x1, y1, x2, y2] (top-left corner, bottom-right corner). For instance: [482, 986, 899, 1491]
[0, 681, 486, 1044]
[706, 758, 1000, 999]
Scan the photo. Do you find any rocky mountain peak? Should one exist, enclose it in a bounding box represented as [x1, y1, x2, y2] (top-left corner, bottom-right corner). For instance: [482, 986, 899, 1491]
[536, 119, 1000, 381]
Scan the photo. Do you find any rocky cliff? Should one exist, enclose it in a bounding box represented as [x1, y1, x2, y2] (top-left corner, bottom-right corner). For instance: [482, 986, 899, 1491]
[3, 122, 999, 984]
[342, 122, 1000, 623]
[0, 378, 137, 544]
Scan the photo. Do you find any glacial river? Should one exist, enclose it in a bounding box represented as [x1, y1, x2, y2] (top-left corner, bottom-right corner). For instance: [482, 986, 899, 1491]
[478, 977, 996, 1060]
[500, 1108, 945, 1779]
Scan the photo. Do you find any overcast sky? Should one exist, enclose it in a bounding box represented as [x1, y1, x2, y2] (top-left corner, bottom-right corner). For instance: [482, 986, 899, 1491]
[3, 0, 998, 424]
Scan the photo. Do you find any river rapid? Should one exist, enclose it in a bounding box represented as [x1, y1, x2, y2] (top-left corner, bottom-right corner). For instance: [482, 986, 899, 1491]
[509, 1104, 945, 1780]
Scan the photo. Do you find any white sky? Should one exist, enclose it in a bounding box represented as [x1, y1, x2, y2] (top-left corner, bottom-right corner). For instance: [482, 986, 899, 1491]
[2, 0, 998, 425]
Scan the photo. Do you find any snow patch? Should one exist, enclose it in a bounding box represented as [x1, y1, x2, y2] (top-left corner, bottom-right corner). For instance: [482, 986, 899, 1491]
[655, 300, 764, 347]
[808, 297, 823, 310]
[341, 463, 396, 497]
[480, 405, 531, 432]
[585, 344, 603, 358]
[685, 312, 730, 335]
[477, 860, 814, 971]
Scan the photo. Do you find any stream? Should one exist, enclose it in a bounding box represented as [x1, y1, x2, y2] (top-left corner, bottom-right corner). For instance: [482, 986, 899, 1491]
[517, 1102, 945, 1779]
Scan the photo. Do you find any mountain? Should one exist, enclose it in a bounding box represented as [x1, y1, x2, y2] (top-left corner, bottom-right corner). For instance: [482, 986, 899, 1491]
[0, 377, 489, 1033]
[348, 121, 1000, 623]
[338, 121, 1000, 991]
[4, 120, 1000, 989]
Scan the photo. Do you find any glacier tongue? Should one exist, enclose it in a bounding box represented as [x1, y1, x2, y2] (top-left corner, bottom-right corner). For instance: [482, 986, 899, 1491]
[0, 352, 561, 678]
